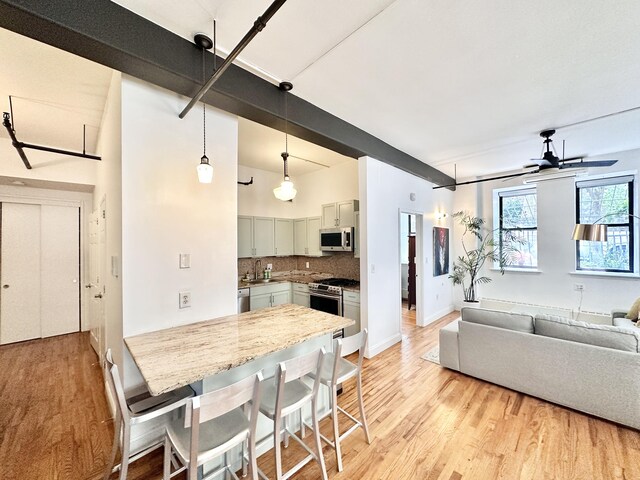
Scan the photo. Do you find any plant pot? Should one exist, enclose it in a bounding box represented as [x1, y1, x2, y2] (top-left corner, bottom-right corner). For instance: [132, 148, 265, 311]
[461, 300, 480, 309]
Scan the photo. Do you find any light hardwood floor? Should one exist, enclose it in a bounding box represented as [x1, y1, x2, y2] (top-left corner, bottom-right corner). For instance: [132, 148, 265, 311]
[1, 309, 639, 479]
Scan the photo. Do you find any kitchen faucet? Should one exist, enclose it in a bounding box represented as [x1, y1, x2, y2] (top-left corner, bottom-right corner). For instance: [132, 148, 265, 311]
[254, 259, 262, 280]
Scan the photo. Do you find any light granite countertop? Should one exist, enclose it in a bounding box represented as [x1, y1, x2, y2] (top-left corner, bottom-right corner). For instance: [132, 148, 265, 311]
[237, 271, 359, 290]
[125, 304, 353, 396]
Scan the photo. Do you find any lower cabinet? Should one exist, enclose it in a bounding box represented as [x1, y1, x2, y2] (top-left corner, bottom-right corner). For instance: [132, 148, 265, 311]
[343, 290, 361, 337]
[249, 282, 292, 311]
[292, 283, 310, 307]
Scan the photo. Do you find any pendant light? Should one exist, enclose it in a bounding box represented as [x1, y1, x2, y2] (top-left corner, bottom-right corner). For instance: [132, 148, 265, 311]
[273, 81, 297, 201]
[195, 27, 215, 183]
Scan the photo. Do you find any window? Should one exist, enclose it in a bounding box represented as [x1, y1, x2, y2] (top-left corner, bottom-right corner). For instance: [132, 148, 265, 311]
[576, 176, 634, 272]
[498, 188, 538, 268]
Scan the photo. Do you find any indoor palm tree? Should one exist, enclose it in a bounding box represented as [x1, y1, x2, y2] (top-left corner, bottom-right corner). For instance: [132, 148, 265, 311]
[449, 211, 522, 303]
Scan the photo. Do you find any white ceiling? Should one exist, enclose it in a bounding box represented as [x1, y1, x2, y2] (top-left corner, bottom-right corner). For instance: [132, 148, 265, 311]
[0, 28, 113, 157]
[114, 0, 640, 180]
[238, 117, 353, 176]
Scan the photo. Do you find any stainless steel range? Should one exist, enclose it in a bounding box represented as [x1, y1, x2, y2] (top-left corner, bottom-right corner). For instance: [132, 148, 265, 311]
[308, 278, 360, 338]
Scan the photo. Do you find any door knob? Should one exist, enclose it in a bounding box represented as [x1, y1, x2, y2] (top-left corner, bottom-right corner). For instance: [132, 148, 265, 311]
[2, 284, 8, 289]
[94, 293, 103, 299]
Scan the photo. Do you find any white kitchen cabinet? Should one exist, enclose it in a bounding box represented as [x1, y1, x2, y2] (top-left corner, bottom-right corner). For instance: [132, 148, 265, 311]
[250, 282, 291, 311]
[253, 217, 275, 257]
[343, 290, 360, 337]
[238, 216, 254, 258]
[292, 283, 310, 307]
[354, 211, 360, 259]
[321, 200, 359, 228]
[274, 218, 294, 257]
[294, 218, 308, 256]
[307, 217, 322, 256]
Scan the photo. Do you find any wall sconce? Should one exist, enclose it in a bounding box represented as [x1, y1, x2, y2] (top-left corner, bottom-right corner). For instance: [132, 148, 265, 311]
[435, 211, 448, 221]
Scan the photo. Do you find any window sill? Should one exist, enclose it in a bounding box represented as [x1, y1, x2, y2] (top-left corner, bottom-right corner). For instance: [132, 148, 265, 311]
[569, 271, 640, 279]
[490, 268, 542, 274]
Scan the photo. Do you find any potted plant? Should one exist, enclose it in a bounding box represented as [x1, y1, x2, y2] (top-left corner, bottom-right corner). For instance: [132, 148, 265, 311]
[449, 211, 522, 304]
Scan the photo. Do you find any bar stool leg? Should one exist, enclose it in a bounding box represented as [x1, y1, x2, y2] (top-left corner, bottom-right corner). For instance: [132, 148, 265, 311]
[283, 415, 289, 448]
[300, 408, 305, 439]
[273, 415, 283, 480]
[119, 424, 131, 480]
[163, 437, 172, 480]
[331, 384, 343, 472]
[104, 414, 121, 480]
[311, 397, 328, 480]
[357, 372, 371, 444]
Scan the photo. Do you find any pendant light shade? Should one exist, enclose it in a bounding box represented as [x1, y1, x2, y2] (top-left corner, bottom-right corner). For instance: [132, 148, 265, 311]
[273, 152, 297, 201]
[197, 154, 213, 183]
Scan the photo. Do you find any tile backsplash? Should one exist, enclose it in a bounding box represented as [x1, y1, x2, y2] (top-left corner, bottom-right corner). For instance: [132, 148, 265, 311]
[238, 252, 359, 280]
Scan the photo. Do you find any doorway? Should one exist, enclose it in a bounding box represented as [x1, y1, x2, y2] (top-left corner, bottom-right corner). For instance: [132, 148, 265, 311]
[399, 211, 423, 332]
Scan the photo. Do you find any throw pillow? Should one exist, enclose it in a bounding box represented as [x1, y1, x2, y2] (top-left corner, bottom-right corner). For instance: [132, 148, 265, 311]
[626, 297, 640, 320]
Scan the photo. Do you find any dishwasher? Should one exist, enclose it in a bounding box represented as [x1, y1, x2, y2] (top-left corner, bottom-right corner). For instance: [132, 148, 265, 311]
[237, 288, 250, 313]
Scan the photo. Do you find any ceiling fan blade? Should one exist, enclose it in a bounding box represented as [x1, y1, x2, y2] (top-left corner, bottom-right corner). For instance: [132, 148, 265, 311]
[560, 156, 583, 162]
[433, 170, 535, 190]
[559, 160, 618, 169]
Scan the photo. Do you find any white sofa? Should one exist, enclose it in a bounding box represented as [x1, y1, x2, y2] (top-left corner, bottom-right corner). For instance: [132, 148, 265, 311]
[439, 307, 640, 430]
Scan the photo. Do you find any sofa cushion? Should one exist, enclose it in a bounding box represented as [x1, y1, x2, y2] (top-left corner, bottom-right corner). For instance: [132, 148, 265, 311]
[461, 307, 534, 333]
[535, 314, 640, 353]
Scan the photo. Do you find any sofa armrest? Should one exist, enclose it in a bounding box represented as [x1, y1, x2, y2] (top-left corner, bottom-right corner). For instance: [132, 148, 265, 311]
[611, 309, 629, 322]
[439, 320, 460, 371]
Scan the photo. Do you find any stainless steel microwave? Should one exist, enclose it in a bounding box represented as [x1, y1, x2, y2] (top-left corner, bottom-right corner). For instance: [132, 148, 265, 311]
[320, 227, 354, 252]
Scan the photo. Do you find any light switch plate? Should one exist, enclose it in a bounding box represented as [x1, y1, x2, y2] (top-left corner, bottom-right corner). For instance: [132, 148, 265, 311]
[179, 291, 191, 308]
[179, 253, 191, 269]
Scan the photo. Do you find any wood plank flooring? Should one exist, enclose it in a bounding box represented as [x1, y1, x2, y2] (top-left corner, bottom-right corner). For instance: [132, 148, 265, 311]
[1, 308, 639, 479]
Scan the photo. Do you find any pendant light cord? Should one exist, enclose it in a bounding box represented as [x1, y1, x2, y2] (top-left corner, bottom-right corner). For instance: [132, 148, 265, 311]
[202, 47, 206, 158]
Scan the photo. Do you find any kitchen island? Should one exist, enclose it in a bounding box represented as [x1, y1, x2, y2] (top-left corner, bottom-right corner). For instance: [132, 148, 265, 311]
[125, 303, 353, 396]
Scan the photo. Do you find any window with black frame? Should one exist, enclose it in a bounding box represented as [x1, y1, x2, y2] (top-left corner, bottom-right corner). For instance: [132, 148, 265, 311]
[576, 176, 634, 272]
[499, 188, 538, 268]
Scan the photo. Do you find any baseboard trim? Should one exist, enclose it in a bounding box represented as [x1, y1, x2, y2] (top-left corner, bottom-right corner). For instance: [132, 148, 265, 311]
[366, 333, 402, 358]
[421, 305, 455, 326]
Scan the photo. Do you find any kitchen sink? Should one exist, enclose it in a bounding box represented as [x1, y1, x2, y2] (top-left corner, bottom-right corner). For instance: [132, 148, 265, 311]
[241, 278, 272, 284]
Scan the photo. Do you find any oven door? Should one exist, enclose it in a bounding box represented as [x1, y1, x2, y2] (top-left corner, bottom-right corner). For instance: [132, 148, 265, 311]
[309, 291, 342, 317]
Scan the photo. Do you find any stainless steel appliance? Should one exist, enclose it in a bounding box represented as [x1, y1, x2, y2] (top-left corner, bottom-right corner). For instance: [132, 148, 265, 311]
[319, 227, 354, 252]
[237, 288, 250, 313]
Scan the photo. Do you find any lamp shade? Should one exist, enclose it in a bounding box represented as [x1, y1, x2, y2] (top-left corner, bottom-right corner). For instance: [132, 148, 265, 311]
[572, 224, 607, 242]
[197, 155, 213, 184]
[273, 176, 297, 201]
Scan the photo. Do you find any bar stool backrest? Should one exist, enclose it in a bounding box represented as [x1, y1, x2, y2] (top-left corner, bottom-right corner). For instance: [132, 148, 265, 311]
[275, 347, 325, 416]
[184, 372, 264, 470]
[104, 348, 131, 426]
[334, 328, 368, 370]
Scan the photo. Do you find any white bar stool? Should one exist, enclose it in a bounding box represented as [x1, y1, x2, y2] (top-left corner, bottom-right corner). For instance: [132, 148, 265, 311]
[162, 371, 264, 480]
[103, 349, 194, 480]
[308, 329, 371, 472]
[257, 348, 328, 480]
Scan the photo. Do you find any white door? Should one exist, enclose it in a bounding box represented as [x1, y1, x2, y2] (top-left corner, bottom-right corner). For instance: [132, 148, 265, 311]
[253, 217, 275, 257]
[0, 203, 41, 344]
[40, 205, 80, 338]
[96, 199, 106, 360]
[337, 201, 355, 227]
[271, 290, 291, 306]
[307, 217, 322, 256]
[250, 293, 272, 311]
[321, 203, 337, 228]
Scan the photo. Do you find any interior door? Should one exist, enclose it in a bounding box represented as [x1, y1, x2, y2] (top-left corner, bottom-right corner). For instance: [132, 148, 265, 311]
[94, 199, 106, 361]
[88, 210, 100, 355]
[0, 203, 41, 344]
[40, 205, 80, 338]
[407, 235, 416, 310]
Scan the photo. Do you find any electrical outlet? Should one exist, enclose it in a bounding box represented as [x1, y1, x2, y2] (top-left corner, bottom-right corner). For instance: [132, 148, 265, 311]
[574, 283, 585, 291]
[267, 263, 273, 270]
[305, 262, 309, 269]
[179, 291, 191, 308]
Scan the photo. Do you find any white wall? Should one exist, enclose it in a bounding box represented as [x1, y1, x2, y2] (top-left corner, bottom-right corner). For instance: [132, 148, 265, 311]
[238, 165, 297, 218]
[452, 148, 640, 314]
[238, 160, 359, 219]
[359, 156, 454, 357]
[94, 71, 124, 368]
[119, 76, 238, 386]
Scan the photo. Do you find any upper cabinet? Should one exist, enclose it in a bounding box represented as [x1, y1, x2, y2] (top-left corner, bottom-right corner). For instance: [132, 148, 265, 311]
[321, 200, 359, 228]
[274, 219, 294, 257]
[294, 216, 323, 257]
[294, 218, 308, 256]
[238, 216, 275, 258]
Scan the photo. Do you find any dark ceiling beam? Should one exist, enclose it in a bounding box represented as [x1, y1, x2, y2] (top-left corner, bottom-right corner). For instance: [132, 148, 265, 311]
[0, 0, 455, 189]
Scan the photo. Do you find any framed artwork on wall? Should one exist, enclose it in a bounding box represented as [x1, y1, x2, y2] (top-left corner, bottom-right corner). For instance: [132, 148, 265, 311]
[433, 227, 449, 276]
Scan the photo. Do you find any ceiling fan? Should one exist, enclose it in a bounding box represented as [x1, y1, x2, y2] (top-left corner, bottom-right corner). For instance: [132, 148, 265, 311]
[433, 129, 618, 189]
